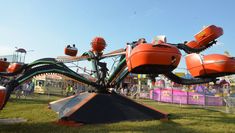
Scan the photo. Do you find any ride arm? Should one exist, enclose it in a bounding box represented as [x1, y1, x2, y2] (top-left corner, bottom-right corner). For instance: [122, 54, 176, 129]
[16, 64, 98, 87]
[162, 40, 217, 54]
[109, 68, 129, 88]
[176, 41, 216, 54]
[0, 64, 99, 110]
[107, 57, 127, 85]
[82, 51, 101, 80]
[0, 58, 65, 77]
[163, 72, 217, 85]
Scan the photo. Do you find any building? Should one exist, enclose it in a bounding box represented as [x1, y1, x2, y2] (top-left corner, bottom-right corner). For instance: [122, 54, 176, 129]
[33, 73, 96, 95]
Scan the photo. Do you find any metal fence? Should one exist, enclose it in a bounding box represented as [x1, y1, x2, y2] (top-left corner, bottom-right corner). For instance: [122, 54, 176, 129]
[224, 97, 235, 113]
[140, 88, 235, 114]
[140, 88, 224, 106]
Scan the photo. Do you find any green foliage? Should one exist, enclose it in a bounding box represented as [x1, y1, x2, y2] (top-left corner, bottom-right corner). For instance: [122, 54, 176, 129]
[1, 96, 235, 133]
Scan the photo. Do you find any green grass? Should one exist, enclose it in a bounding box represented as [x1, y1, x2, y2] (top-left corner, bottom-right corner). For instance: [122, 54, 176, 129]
[1, 95, 235, 133]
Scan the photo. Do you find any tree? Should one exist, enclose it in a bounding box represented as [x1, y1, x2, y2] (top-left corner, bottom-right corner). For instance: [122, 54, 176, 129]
[224, 51, 231, 57]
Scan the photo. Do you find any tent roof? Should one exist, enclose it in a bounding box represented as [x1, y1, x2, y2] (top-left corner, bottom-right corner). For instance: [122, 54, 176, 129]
[15, 48, 26, 53]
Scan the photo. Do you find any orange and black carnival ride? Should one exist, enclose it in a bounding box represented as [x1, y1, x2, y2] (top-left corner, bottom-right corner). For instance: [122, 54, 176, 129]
[1, 25, 235, 124]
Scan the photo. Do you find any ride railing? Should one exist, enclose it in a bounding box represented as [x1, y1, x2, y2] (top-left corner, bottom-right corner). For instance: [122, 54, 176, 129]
[140, 88, 224, 106]
[224, 97, 235, 113]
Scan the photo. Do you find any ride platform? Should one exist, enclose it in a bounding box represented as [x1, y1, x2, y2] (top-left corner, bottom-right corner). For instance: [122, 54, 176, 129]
[49, 92, 168, 124]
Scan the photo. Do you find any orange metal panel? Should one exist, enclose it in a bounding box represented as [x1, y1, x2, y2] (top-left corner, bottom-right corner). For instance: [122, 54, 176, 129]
[126, 43, 181, 73]
[64, 48, 78, 56]
[0, 86, 6, 109]
[186, 54, 235, 77]
[0, 60, 10, 72]
[185, 54, 205, 77]
[7, 63, 22, 73]
[186, 40, 199, 48]
[194, 25, 223, 46]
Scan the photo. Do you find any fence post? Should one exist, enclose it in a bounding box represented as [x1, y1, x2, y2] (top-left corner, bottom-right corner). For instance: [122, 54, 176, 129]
[204, 89, 206, 106]
[153, 91, 156, 101]
[204, 93, 206, 106]
[186, 91, 189, 104]
[171, 88, 173, 104]
[160, 88, 161, 102]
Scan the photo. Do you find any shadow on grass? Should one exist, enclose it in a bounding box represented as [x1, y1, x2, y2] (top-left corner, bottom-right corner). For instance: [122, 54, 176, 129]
[168, 106, 235, 125]
[185, 114, 235, 124]
[8, 95, 63, 105]
[0, 120, 196, 133]
[8, 98, 52, 105]
[182, 106, 220, 112]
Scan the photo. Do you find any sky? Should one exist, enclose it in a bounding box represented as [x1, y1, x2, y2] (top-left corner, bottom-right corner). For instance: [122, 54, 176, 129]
[0, 0, 235, 72]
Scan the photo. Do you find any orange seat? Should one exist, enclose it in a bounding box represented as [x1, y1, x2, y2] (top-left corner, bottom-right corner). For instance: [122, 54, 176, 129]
[126, 43, 181, 74]
[195, 25, 223, 46]
[91, 37, 106, 53]
[186, 40, 199, 49]
[186, 53, 235, 77]
[186, 25, 223, 49]
[7, 63, 22, 73]
[0, 60, 10, 72]
[64, 48, 78, 56]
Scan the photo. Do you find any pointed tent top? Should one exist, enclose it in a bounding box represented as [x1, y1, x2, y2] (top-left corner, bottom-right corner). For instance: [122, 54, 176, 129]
[15, 48, 26, 53]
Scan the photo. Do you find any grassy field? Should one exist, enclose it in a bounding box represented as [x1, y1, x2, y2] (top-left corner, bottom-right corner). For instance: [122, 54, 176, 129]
[0, 95, 235, 133]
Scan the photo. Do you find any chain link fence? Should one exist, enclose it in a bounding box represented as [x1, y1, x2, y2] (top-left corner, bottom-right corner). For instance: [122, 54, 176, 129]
[140, 88, 235, 114]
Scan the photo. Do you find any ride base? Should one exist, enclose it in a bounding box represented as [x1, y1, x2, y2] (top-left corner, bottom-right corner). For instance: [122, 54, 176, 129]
[49, 92, 168, 125]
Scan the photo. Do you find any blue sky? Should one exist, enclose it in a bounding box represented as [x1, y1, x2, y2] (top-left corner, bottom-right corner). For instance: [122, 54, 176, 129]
[0, 0, 235, 71]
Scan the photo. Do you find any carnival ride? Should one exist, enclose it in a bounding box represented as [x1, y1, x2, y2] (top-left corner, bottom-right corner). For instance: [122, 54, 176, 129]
[0, 25, 235, 124]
